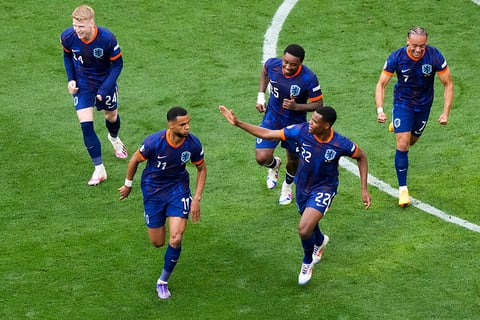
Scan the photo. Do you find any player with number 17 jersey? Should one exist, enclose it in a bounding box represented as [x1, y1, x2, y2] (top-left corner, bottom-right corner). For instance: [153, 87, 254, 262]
[138, 129, 205, 203]
[282, 122, 359, 195]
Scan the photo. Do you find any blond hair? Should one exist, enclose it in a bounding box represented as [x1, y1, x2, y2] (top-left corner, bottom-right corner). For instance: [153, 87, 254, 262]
[71, 5, 95, 21]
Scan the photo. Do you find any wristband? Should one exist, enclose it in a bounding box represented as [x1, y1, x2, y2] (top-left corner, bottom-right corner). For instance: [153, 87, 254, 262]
[257, 92, 265, 105]
[124, 179, 133, 187]
[376, 107, 384, 114]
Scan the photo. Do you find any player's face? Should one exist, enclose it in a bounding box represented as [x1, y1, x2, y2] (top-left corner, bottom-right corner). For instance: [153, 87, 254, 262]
[282, 53, 302, 76]
[170, 114, 191, 138]
[72, 18, 95, 40]
[308, 112, 329, 135]
[407, 34, 427, 58]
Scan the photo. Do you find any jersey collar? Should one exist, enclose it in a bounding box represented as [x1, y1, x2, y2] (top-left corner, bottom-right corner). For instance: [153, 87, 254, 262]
[80, 26, 98, 45]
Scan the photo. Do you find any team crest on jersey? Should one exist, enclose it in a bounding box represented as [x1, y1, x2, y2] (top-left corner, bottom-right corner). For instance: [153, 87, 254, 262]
[325, 149, 336, 161]
[93, 48, 104, 58]
[290, 85, 301, 97]
[422, 64, 432, 75]
[181, 151, 191, 163]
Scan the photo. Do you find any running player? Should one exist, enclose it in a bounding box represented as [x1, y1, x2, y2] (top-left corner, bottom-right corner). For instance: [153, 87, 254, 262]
[220, 105, 370, 285]
[118, 107, 207, 300]
[375, 26, 454, 207]
[256, 44, 323, 205]
[61, 5, 128, 185]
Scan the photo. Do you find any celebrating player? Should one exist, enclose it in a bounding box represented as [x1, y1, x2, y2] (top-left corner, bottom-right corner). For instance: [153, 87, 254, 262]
[255, 44, 323, 205]
[375, 26, 454, 207]
[118, 107, 207, 300]
[61, 5, 128, 185]
[220, 105, 370, 285]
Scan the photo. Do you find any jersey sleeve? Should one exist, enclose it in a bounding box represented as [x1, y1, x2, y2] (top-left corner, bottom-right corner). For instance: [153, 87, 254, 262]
[138, 133, 156, 160]
[60, 28, 76, 81]
[189, 135, 205, 165]
[282, 123, 303, 143]
[433, 47, 448, 74]
[382, 49, 400, 76]
[339, 134, 358, 158]
[307, 74, 323, 102]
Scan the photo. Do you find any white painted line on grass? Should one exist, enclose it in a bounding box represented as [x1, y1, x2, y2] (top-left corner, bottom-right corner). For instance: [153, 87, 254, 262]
[265, 0, 480, 233]
[340, 159, 480, 233]
[472, 0, 480, 5]
[262, 0, 298, 63]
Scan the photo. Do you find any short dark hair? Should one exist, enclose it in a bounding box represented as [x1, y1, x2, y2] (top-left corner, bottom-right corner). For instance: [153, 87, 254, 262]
[315, 106, 337, 126]
[167, 106, 188, 121]
[284, 44, 305, 62]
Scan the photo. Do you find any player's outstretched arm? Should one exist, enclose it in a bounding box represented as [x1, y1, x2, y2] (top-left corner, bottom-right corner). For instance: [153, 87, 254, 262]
[219, 105, 239, 125]
[219, 105, 282, 141]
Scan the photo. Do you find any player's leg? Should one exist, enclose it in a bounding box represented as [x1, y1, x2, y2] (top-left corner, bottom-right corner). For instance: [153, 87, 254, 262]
[75, 92, 106, 186]
[311, 192, 335, 264]
[256, 147, 281, 189]
[99, 86, 128, 159]
[392, 107, 414, 207]
[279, 142, 298, 205]
[147, 227, 167, 247]
[256, 137, 281, 190]
[297, 207, 323, 285]
[159, 216, 187, 282]
[143, 200, 171, 299]
[410, 109, 430, 146]
[156, 196, 189, 299]
[296, 191, 333, 285]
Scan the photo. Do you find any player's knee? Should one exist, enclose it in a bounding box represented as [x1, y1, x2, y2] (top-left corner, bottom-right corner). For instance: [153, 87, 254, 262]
[169, 235, 183, 248]
[256, 155, 273, 167]
[410, 136, 419, 146]
[297, 225, 311, 240]
[151, 238, 165, 248]
[396, 141, 410, 151]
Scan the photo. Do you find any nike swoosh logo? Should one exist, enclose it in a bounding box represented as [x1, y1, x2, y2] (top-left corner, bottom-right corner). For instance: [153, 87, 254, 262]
[401, 69, 410, 73]
[157, 155, 167, 159]
[302, 143, 311, 147]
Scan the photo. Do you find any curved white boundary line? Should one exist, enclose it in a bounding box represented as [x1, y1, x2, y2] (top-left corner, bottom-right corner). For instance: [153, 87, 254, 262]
[265, 0, 480, 233]
[262, 0, 298, 63]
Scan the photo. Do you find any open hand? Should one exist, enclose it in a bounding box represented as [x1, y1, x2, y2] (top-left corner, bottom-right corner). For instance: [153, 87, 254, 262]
[219, 105, 238, 125]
